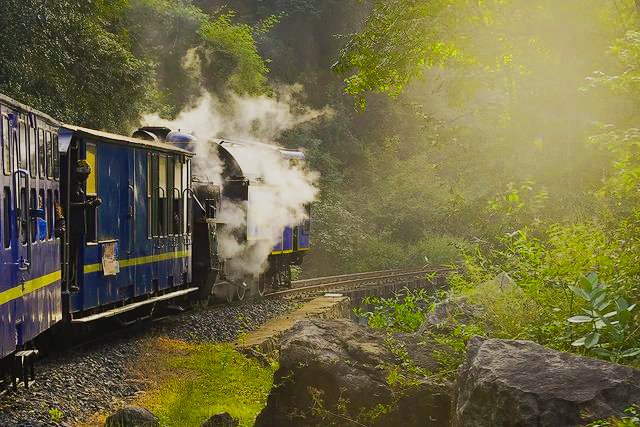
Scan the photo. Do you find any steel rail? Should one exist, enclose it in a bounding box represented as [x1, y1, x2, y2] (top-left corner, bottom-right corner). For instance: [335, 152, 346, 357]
[271, 267, 452, 298]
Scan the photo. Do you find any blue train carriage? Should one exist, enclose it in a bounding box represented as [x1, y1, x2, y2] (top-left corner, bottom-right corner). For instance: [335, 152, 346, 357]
[214, 140, 310, 291]
[0, 94, 62, 361]
[59, 125, 200, 324]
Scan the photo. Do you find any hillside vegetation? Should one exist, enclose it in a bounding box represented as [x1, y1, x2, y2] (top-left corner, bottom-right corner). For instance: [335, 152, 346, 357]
[1, 0, 638, 364]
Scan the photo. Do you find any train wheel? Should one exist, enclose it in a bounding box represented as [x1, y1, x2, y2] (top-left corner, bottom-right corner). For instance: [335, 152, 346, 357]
[256, 275, 266, 297]
[213, 284, 234, 304]
[236, 284, 246, 301]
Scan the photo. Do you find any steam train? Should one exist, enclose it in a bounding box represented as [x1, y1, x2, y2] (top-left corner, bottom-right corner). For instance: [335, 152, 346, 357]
[0, 93, 310, 368]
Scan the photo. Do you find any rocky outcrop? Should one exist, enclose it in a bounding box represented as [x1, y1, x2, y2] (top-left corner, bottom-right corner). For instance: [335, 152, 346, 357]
[201, 412, 239, 427]
[456, 337, 640, 426]
[104, 406, 159, 427]
[254, 318, 453, 427]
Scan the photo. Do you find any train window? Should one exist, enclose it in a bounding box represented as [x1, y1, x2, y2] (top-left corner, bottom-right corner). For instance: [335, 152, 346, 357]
[54, 190, 59, 239]
[182, 158, 188, 235]
[3, 187, 9, 248]
[38, 129, 45, 178]
[46, 131, 53, 179]
[158, 155, 167, 237]
[186, 159, 191, 235]
[86, 143, 96, 196]
[20, 188, 27, 245]
[29, 126, 36, 177]
[147, 152, 152, 238]
[19, 121, 27, 170]
[53, 134, 59, 179]
[2, 116, 9, 175]
[30, 189, 37, 243]
[174, 160, 182, 235]
[46, 189, 53, 240]
[167, 156, 174, 235]
[38, 189, 45, 241]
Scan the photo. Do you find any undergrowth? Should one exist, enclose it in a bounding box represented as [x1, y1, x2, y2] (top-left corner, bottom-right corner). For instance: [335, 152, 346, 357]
[135, 339, 276, 427]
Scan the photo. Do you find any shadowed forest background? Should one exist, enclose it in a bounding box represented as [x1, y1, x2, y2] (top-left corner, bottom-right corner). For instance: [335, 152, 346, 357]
[1, 2, 639, 359]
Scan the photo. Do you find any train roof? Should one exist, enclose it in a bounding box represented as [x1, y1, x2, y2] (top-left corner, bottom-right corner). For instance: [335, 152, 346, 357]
[61, 124, 194, 156]
[0, 93, 61, 126]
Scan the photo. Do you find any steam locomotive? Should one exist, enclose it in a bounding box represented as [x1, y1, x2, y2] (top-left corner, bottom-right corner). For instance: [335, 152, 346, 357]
[0, 93, 310, 370]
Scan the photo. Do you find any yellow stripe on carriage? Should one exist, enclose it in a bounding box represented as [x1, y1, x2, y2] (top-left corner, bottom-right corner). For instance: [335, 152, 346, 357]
[0, 270, 62, 306]
[83, 250, 191, 275]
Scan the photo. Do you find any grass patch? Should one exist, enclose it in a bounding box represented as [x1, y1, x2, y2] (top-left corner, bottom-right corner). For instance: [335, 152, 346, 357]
[134, 339, 276, 427]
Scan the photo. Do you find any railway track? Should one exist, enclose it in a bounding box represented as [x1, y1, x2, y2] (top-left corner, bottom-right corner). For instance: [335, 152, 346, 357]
[272, 267, 452, 298]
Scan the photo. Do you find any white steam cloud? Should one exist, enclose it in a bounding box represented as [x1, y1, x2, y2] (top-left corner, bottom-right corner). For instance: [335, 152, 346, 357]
[141, 87, 324, 280]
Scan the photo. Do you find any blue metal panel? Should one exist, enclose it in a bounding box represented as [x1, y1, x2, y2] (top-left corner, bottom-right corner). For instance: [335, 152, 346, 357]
[283, 226, 293, 253]
[0, 101, 62, 358]
[298, 222, 310, 250]
[69, 140, 192, 316]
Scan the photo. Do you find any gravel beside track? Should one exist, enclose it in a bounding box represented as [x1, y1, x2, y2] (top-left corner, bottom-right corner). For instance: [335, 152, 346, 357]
[0, 298, 295, 427]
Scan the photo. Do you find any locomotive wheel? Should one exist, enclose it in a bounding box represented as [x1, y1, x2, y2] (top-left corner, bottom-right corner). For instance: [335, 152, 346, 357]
[256, 275, 266, 297]
[236, 284, 246, 301]
[213, 284, 234, 304]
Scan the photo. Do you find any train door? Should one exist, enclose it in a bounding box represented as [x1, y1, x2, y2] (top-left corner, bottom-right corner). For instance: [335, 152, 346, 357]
[122, 149, 135, 292]
[11, 113, 30, 280]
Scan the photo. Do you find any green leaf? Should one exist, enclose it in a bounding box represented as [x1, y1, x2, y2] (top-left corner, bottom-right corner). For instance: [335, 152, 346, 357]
[568, 286, 590, 301]
[579, 276, 593, 292]
[568, 315, 593, 323]
[571, 337, 586, 346]
[616, 297, 629, 311]
[591, 348, 612, 357]
[620, 348, 640, 358]
[595, 319, 607, 329]
[584, 332, 600, 349]
[586, 272, 598, 286]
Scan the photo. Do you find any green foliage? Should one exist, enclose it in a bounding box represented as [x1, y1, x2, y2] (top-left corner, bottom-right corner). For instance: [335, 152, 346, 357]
[48, 408, 63, 423]
[0, 0, 152, 132]
[584, 405, 640, 427]
[354, 288, 432, 333]
[568, 273, 640, 363]
[0, 0, 270, 131]
[142, 342, 276, 427]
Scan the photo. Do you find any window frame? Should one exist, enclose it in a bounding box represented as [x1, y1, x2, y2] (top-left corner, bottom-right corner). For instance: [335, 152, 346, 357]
[1, 115, 9, 176]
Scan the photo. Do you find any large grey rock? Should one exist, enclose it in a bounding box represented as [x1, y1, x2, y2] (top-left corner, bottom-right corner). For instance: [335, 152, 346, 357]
[254, 318, 452, 427]
[201, 412, 239, 427]
[456, 337, 640, 426]
[104, 405, 159, 427]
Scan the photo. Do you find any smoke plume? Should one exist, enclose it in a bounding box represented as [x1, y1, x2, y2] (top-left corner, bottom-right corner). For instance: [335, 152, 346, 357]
[141, 87, 324, 280]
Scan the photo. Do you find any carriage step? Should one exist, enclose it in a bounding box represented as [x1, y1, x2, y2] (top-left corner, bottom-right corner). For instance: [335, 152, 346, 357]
[12, 350, 39, 391]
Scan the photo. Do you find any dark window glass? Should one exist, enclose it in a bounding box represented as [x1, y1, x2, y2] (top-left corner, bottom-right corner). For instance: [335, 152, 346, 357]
[2, 117, 9, 175]
[186, 159, 191, 235]
[46, 189, 53, 240]
[46, 132, 53, 179]
[30, 188, 36, 243]
[167, 156, 174, 235]
[53, 134, 59, 179]
[38, 129, 45, 178]
[19, 121, 26, 170]
[54, 190, 59, 239]
[39, 189, 45, 241]
[29, 126, 36, 177]
[147, 152, 152, 238]
[3, 187, 10, 248]
[20, 187, 27, 244]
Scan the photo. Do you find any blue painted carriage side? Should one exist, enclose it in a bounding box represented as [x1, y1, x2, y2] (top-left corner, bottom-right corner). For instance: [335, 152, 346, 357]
[0, 95, 62, 358]
[298, 222, 310, 250]
[65, 130, 193, 316]
[282, 226, 293, 253]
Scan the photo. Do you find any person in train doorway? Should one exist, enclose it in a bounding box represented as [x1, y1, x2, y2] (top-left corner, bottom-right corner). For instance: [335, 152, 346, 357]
[68, 159, 101, 292]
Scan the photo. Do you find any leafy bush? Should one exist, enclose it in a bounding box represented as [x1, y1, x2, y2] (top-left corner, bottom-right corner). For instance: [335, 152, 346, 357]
[568, 273, 640, 363]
